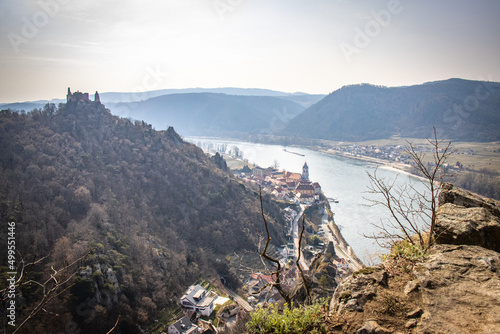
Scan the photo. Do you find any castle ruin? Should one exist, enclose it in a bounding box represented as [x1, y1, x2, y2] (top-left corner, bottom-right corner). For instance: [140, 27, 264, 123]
[67, 88, 101, 105]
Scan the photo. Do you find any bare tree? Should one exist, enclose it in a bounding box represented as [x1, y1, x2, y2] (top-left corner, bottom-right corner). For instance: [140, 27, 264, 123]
[364, 128, 453, 250]
[0, 250, 91, 334]
[271, 159, 280, 169]
[256, 188, 292, 307]
[254, 188, 311, 308]
[232, 146, 240, 158]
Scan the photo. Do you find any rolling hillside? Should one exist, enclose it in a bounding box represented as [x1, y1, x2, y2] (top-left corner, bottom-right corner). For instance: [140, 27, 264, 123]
[283, 79, 500, 142]
[0, 95, 285, 333]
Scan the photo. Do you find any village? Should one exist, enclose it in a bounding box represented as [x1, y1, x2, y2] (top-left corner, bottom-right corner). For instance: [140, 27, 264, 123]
[164, 157, 363, 334]
[322, 143, 468, 172]
[238, 161, 321, 204]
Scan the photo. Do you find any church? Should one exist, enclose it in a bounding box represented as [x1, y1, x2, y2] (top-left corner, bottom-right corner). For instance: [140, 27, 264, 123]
[294, 162, 321, 202]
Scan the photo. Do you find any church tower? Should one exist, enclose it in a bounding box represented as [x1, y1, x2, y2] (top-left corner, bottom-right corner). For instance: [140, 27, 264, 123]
[301, 162, 309, 181]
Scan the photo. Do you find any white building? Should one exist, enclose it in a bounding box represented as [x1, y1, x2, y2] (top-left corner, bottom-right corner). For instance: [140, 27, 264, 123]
[180, 284, 217, 316]
[168, 316, 200, 334]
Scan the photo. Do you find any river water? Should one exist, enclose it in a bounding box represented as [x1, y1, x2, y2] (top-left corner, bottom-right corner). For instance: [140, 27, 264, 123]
[187, 138, 429, 264]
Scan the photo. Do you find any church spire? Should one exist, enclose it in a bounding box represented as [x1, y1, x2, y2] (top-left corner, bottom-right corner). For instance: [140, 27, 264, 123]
[301, 161, 309, 181]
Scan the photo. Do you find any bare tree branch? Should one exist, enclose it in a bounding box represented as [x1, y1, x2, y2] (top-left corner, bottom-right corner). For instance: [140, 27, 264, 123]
[257, 187, 292, 307]
[106, 315, 121, 334]
[295, 214, 310, 304]
[364, 127, 454, 251]
[11, 250, 91, 334]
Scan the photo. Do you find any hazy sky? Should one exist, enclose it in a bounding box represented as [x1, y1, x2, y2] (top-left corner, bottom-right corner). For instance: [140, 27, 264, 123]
[1, 0, 499, 102]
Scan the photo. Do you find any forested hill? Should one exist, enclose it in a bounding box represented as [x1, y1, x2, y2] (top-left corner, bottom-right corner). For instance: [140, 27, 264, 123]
[283, 78, 500, 142]
[108, 92, 306, 136]
[0, 97, 284, 333]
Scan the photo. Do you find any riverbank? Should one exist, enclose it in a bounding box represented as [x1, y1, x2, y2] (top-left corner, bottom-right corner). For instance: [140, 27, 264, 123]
[310, 146, 415, 175]
[323, 201, 364, 270]
[187, 136, 432, 264]
[305, 146, 436, 184]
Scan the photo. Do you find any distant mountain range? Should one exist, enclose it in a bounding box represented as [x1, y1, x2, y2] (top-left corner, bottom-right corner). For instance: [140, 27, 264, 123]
[283, 79, 500, 142]
[108, 93, 310, 137]
[0, 87, 324, 110]
[2, 79, 499, 142]
[0, 88, 324, 138]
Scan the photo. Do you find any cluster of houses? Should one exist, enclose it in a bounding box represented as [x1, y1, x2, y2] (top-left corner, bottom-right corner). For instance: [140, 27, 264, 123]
[238, 162, 322, 204]
[167, 284, 228, 334]
[332, 144, 411, 163]
[329, 144, 467, 172]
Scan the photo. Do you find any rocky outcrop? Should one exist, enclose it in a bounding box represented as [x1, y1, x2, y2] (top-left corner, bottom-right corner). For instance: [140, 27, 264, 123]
[165, 126, 184, 147]
[330, 265, 387, 313]
[292, 254, 338, 303]
[327, 185, 500, 333]
[413, 244, 500, 334]
[329, 245, 500, 333]
[439, 183, 500, 216]
[309, 253, 338, 289]
[78, 259, 121, 308]
[211, 152, 228, 171]
[436, 183, 500, 253]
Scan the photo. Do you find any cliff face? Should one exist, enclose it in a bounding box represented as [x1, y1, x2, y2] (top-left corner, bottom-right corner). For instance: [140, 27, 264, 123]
[328, 184, 500, 333]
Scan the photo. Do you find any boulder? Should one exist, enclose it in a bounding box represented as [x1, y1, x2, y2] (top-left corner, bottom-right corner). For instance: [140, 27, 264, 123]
[435, 203, 500, 252]
[330, 265, 387, 313]
[439, 183, 500, 216]
[436, 184, 500, 253]
[403, 280, 419, 295]
[357, 320, 391, 334]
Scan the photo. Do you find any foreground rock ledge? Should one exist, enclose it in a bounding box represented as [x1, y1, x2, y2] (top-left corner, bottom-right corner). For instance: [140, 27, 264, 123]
[329, 185, 500, 333]
[414, 244, 500, 334]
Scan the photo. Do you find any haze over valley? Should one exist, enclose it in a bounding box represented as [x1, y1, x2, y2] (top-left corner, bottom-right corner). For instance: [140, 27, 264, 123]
[1, 1, 500, 333]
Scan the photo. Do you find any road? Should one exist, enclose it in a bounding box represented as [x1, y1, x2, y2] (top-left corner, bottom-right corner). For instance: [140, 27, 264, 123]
[223, 287, 253, 312]
[320, 209, 363, 271]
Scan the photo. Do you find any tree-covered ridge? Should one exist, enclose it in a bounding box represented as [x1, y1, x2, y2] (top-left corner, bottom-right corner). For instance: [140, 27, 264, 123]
[283, 78, 500, 142]
[0, 100, 284, 333]
[110, 92, 306, 136]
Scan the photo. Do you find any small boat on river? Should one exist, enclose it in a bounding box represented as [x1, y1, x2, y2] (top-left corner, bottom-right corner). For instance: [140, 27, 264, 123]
[283, 148, 305, 156]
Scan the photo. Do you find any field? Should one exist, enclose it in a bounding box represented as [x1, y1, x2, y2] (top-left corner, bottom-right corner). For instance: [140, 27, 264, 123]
[327, 138, 500, 175]
[223, 155, 257, 171]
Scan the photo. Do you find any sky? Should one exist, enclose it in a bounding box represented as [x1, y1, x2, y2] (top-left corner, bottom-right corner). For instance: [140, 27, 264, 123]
[1, 0, 499, 103]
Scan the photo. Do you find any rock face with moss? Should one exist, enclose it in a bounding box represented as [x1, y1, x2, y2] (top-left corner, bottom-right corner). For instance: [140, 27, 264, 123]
[327, 185, 500, 333]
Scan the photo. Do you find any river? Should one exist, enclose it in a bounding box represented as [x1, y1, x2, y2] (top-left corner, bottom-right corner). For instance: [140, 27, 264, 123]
[187, 138, 430, 264]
